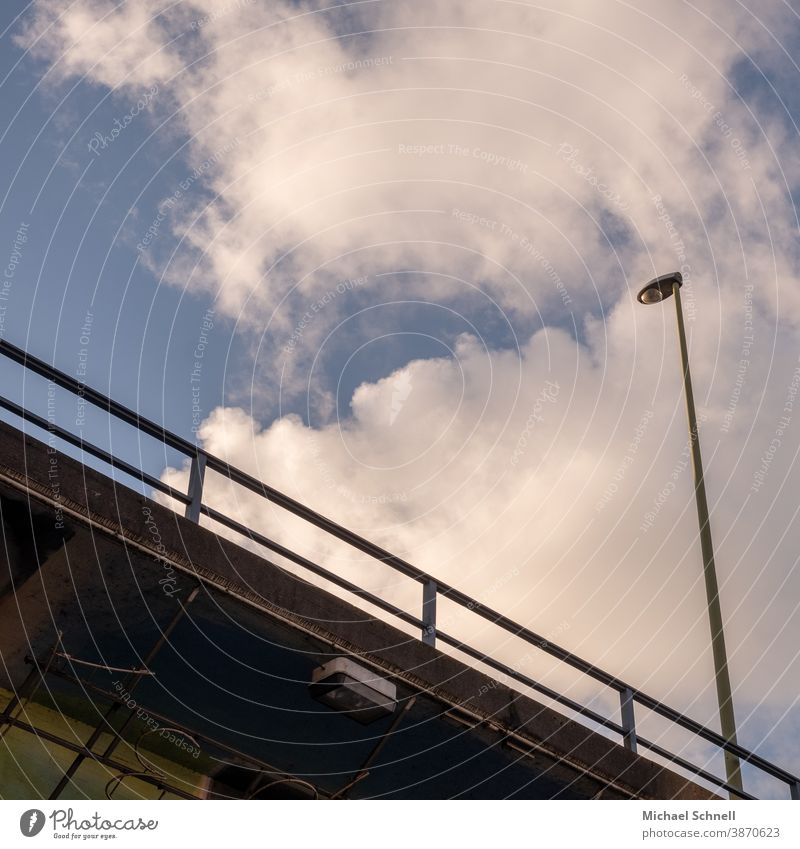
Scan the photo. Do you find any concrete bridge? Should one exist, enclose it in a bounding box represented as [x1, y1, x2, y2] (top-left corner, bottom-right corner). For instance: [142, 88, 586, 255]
[0, 418, 719, 800]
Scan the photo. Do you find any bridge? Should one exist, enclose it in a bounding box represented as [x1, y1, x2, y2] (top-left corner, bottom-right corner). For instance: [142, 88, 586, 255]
[0, 338, 797, 800]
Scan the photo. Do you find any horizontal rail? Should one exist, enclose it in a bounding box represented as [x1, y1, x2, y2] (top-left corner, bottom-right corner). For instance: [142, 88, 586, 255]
[204, 453, 432, 584]
[635, 734, 756, 801]
[0, 339, 196, 457]
[0, 394, 190, 504]
[1, 336, 797, 798]
[201, 504, 428, 634]
[436, 629, 628, 735]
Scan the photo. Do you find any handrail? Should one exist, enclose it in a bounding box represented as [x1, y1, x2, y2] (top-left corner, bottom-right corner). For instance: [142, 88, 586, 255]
[0, 338, 195, 456]
[1, 336, 797, 800]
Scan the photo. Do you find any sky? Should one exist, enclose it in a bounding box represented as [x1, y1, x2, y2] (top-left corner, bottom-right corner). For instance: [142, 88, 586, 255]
[2, 0, 800, 798]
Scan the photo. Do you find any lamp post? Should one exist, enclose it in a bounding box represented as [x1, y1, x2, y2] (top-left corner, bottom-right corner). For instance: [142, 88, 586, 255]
[637, 271, 743, 796]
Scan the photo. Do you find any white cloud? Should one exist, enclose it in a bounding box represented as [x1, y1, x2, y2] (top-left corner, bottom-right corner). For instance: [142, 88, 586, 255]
[17, 0, 183, 89]
[19, 2, 800, 358]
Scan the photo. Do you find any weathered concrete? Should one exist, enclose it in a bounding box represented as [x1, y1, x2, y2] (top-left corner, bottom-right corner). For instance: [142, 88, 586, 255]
[0, 420, 716, 799]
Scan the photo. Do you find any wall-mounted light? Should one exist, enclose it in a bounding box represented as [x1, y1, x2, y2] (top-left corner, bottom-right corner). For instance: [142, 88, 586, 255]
[309, 658, 397, 725]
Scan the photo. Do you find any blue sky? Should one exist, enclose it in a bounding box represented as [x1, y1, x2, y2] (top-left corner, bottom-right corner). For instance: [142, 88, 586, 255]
[3, 0, 800, 797]
[1, 4, 225, 445]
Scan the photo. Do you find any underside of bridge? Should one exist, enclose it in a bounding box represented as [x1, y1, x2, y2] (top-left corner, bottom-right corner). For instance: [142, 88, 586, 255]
[0, 420, 716, 800]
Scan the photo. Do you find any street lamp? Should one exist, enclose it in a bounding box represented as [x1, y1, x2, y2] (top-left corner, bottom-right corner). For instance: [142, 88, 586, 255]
[637, 271, 743, 797]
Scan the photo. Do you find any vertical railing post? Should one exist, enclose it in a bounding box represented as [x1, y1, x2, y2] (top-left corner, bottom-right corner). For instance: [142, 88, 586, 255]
[791, 780, 800, 801]
[422, 580, 437, 647]
[184, 450, 206, 523]
[620, 687, 638, 753]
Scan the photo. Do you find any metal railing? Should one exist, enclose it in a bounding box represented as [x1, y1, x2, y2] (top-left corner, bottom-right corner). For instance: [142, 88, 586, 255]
[0, 337, 797, 801]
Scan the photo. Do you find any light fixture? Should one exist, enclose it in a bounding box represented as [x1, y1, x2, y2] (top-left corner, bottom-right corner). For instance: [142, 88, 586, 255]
[309, 658, 397, 725]
[637, 270, 682, 304]
[637, 268, 742, 796]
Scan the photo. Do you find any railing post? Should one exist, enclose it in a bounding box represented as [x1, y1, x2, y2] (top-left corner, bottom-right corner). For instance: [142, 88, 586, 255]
[791, 780, 800, 801]
[184, 450, 206, 523]
[620, 687, 638, 754]
[422, 580, 437, 647]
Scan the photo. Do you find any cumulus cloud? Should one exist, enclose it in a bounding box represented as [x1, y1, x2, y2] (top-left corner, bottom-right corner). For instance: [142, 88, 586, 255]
[18, 1, 800, 400]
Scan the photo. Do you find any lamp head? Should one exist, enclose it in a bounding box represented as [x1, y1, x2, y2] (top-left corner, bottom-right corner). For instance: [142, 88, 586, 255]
[637, 271, 683, 305]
